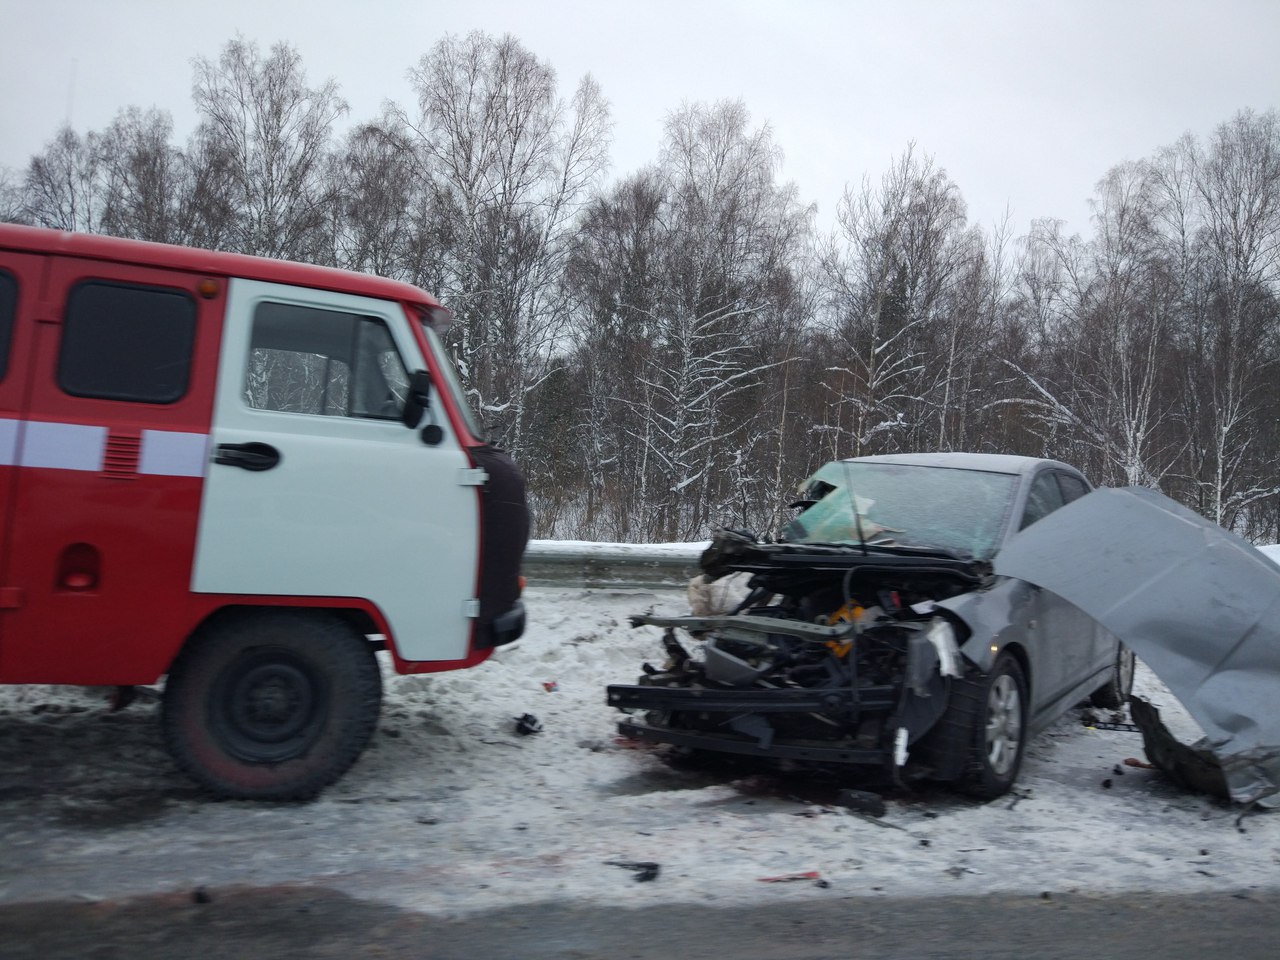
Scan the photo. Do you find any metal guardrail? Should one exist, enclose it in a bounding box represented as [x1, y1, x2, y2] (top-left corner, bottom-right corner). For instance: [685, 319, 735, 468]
[523, 540, 707, 589]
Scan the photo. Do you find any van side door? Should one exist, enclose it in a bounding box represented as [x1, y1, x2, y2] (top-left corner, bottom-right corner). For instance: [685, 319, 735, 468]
[0, 256, 221, 683]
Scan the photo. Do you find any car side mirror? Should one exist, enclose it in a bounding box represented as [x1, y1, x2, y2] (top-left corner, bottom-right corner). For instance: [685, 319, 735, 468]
[401, 370, 432, 429]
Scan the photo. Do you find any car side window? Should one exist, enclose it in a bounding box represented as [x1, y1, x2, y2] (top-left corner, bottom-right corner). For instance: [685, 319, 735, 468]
[1057, 471, 1090, 504]
[1020, 471, 1066, 530]
[0, 269, 15, 381]
[245, 301, 408, 419]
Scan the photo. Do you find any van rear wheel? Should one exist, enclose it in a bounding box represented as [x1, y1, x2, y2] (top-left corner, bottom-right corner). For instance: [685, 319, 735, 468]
[162, 610, 382, 800]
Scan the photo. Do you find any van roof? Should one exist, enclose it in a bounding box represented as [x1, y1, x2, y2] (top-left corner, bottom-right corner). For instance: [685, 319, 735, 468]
[0, 224, 442, 308]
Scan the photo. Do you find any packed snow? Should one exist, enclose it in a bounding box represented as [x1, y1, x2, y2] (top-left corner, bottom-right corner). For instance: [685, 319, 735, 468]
[2, 576, 1278, 916]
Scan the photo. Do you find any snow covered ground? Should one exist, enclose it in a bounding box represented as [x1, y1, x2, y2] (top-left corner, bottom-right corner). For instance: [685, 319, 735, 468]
[1, 582, 1278, 917]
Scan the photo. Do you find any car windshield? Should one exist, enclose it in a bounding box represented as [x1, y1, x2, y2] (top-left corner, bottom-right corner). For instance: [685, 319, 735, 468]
[781, 461, 1017, 559]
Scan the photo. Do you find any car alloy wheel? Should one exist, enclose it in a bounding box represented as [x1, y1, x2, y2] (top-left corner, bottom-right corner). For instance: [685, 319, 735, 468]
[985, 672, 1023, 777]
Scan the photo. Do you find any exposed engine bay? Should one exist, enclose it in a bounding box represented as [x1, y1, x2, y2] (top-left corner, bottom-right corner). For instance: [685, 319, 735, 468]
[608, 530, 994, 786]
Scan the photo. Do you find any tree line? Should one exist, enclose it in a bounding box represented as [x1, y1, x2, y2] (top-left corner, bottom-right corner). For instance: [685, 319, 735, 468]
[4, 34, 1278, 544]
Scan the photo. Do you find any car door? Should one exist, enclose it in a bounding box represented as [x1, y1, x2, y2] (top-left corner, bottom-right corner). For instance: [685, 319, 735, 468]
[1015, 468, 1099, 720]
[191, 279, 479, 663]
[1053, 469, 1117, 678]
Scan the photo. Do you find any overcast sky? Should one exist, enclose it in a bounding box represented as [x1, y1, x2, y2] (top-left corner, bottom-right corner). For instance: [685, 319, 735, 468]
[3, 0, 1278, 238]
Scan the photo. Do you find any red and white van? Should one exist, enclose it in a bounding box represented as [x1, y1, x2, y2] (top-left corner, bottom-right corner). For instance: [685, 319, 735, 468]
[0, 224, 529, 799]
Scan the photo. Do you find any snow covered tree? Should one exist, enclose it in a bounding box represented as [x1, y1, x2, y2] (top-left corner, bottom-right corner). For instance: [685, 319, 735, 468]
[816, 146, 983, 459]
[560, 102, 813, 541]
[402, 31, 611, 470]
[998, 163, 1183, 488]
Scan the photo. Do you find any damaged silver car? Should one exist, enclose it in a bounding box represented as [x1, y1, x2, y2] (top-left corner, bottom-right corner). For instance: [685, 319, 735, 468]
[608, 453, 1133, 799]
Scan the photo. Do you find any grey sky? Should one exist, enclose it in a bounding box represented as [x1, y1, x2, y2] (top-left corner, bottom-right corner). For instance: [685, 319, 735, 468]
[2, 0, 1277, 237]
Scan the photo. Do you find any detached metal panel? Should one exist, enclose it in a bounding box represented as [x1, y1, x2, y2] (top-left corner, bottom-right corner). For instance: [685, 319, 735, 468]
[995, 486, 1280, 805]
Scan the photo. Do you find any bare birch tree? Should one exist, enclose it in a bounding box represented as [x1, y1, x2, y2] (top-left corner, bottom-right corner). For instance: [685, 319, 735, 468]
[96, 107, 189, 243]
[1000, 163, 1182, 486]
[817, 146, 979, 458]
[402, 31, 611, 471]
[0, 168, 26, 224]
[22, 126, 105, 232]
[192, 37, 348, 260]
[1187, 110, 1280, 527]
[636, 101, 810, 540]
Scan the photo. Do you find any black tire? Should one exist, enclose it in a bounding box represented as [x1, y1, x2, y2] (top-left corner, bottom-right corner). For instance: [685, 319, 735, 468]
[1090, 643, 1136, 709]
[913, 653, 1029, 799]
[162, 610, 382, 800]
[920, 653, 1029, 799]
[958, 654, 1029, 799]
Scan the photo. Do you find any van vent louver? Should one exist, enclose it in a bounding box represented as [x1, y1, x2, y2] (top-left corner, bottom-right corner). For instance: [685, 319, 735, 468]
[103, 432, 141, 479]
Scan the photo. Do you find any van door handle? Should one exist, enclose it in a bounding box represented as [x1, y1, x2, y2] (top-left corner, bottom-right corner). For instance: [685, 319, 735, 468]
[214, 442, 281, 472]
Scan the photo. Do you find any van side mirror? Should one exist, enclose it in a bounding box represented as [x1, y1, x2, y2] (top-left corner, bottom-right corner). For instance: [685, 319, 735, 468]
[401, 370, 432, 429]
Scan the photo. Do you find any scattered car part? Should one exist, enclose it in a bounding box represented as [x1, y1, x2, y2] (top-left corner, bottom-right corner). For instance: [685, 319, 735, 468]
[757, 871, 827, 888]
[606, 860, 660, 882]
[1129, 696, 1229, 799]
[835, 788, 887, 817]
[514, 713, 543, 735]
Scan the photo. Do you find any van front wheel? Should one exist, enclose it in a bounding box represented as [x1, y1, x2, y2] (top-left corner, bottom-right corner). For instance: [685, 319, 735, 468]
[162, 611, 382, 800]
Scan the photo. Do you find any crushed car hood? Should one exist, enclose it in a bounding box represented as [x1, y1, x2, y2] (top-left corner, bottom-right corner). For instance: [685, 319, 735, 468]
[993, 486, 1280, 805]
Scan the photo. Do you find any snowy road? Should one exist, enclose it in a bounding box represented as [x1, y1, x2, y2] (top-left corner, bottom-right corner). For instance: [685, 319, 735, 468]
[1, 585, 1277, 917]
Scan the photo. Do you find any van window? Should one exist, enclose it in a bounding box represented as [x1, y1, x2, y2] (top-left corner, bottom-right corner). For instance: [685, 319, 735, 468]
[0, 270, 14, 380]
[59, 281, 197, 403]
[245, 302, 408, 419]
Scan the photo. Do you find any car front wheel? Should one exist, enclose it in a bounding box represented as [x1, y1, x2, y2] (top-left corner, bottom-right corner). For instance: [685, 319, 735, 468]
[961, 653, 1029, 799]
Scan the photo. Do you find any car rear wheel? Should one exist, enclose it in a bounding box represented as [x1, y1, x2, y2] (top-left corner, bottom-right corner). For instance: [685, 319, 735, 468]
[162, 610, 382, 800]
[1090, 644, 1136, 709]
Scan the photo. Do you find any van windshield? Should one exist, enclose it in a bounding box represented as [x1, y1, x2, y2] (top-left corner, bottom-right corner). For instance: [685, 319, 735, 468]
[419, 323, 487, 442]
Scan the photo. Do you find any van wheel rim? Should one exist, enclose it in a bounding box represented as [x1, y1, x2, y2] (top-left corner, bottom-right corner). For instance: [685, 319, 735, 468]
[213, 650, 327, 763]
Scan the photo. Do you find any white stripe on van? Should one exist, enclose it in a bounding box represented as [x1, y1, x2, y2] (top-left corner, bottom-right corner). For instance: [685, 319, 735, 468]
[21, 421, 106, 472]
[0, 419, 18, 466]
[140, 430, 209, 477]
[0, 420, 210, 477]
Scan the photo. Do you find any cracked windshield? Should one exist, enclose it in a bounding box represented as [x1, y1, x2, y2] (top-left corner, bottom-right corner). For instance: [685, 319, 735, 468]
[782, 462, 1016, 559]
